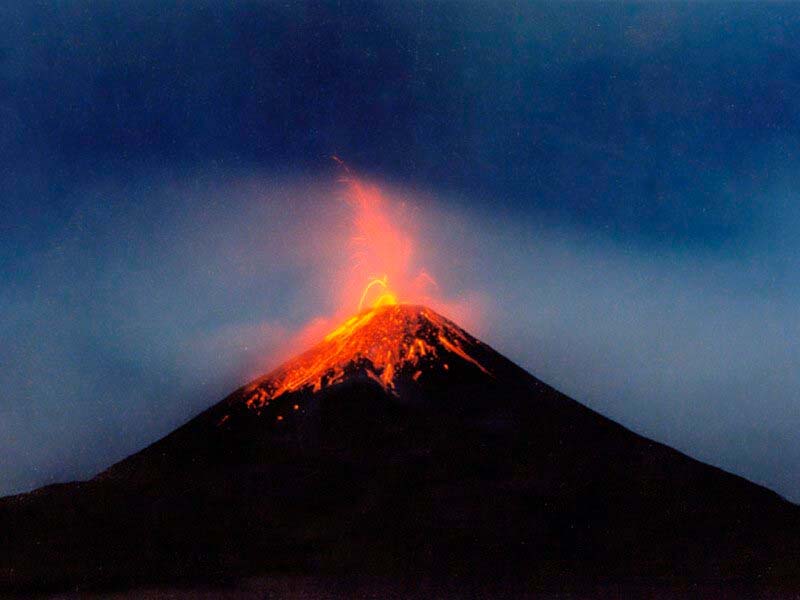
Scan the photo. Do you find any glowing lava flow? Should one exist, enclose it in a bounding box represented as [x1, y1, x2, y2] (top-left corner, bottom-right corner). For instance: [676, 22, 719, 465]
[241, 304, 489, 411]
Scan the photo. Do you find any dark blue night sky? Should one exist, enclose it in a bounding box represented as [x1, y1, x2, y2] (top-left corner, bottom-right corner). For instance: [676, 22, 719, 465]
[2, 2, 799, 501]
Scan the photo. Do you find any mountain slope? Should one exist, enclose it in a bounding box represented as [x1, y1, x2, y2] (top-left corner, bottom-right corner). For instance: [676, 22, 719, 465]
[1, 304, 799, 595]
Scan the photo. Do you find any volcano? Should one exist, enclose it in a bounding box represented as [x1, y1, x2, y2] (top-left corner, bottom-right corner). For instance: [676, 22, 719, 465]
[1, 304, 799, 596]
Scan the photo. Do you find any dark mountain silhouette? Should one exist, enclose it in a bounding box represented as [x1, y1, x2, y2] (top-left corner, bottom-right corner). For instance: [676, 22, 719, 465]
[1, 304, 798, 596]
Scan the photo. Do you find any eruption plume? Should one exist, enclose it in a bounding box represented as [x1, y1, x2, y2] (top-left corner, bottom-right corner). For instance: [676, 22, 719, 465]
[334, 157, 438, 314]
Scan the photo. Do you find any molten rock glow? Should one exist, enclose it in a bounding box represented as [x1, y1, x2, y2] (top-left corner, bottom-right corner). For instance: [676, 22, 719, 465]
[241, 304, 489, 411]
[358, 275, 398, 312]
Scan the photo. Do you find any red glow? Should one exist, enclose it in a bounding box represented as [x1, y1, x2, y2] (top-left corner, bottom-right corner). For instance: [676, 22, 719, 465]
[332, 161, 445, 317]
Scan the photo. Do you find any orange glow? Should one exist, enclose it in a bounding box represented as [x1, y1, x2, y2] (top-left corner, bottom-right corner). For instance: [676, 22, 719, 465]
[358, 275, 398, 312]
[334, 159, 438, 314]
[438, 334, 489, 374]
[242, 304, 490, 411]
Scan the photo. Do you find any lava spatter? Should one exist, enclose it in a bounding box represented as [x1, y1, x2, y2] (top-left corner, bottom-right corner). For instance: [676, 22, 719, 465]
[240, 304, 489, 411]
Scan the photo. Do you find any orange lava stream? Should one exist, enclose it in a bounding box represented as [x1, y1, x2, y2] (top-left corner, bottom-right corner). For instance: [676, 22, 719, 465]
[242, 304, 489, 411]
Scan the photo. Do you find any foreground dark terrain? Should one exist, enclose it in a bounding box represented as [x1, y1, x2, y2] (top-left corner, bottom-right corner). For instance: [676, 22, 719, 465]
[2, 305, 798, 597]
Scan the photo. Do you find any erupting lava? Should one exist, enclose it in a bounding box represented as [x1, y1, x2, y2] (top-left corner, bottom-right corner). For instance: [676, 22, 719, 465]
[241, 304, 489, 412]
[358, 276, 398, 312]
[239, 162, 485, 416]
